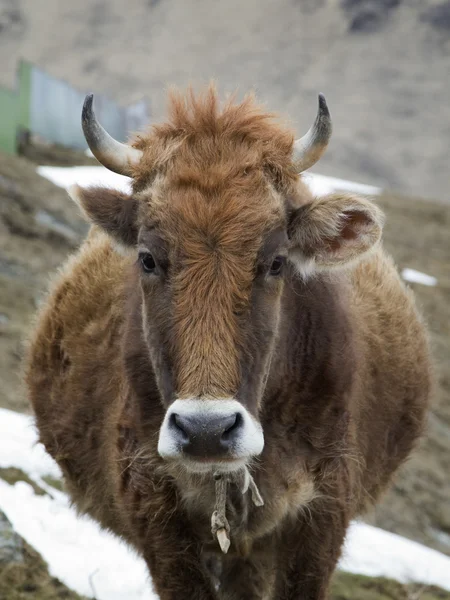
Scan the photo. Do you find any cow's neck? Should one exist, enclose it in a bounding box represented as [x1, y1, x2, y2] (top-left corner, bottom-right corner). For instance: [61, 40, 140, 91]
[263, 272, 355, 460]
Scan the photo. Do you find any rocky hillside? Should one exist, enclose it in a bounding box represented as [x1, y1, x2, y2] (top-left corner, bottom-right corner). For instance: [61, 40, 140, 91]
[0, 148, 90, 413]
[1, 0, 450, 201]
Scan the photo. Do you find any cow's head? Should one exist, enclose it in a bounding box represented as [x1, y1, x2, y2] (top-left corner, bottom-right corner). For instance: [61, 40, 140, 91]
[71, 87, 383, 474]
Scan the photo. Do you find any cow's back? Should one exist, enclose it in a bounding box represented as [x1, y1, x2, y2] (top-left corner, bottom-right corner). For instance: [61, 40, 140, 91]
[349, 249, 432, 509]
[26, 228, 130, 528]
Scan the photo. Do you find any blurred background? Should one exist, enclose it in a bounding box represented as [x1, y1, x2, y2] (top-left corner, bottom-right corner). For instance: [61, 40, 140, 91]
[0, 1, 449, 599]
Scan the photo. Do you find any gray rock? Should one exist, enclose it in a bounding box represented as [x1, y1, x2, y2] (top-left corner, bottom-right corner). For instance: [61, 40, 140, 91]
[0, 509, 23, 565]
[421, 1, 450, 31]
[341, 0, 401, 33]
[0, 0, 25, 38]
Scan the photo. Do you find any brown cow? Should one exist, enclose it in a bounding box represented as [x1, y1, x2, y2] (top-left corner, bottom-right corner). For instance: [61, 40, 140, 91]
[26, 86, 432, 599]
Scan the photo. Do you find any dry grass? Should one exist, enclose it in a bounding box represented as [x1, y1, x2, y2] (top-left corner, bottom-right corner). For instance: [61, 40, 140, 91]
[0, 467, 47, 497]
[332, 572, 450, 600]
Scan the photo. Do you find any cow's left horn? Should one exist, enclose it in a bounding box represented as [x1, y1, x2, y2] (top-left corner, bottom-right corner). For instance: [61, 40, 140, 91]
[82, 94, 143, 176]
[293, 93, 332, 173]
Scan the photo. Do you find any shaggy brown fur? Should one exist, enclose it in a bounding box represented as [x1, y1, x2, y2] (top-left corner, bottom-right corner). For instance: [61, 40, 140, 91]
[26, 87, 432, 599]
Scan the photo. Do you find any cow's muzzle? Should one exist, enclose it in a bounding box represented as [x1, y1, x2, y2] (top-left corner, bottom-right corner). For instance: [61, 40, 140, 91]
[157, 399, 264, 472]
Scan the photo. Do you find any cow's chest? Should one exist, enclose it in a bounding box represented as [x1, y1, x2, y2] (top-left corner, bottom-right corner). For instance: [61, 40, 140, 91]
[177, 450, 315, 557]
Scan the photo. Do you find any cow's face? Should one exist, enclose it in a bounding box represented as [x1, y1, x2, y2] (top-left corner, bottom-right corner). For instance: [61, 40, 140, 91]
[73, 87, 383, 474]
[135, 167, 287, 473]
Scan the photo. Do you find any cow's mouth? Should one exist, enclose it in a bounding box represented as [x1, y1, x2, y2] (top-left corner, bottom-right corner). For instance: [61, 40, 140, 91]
[179, 456, 248, 475]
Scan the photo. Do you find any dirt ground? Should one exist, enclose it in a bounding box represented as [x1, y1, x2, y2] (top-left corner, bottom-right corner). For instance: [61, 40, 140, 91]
[0, 142, 449, 564]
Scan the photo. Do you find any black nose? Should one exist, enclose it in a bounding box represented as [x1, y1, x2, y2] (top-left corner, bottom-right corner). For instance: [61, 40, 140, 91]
[169, 412, 243, 458]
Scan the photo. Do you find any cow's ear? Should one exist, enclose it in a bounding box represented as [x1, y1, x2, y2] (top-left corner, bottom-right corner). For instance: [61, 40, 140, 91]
[288, 193, 384, 276]
[69, 185, 138, 247]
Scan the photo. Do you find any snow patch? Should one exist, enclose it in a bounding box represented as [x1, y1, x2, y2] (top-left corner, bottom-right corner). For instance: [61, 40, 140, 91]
[341, 522, 450, 591]
[37, 165, 131, 194]
[0, 408, 156, 599]
[0, 408, 60, 479]
[302, 172, 381, 197]
[401, 268, 437, 287]
[0, 480, 156, 600]
[37, 165, 381, 199]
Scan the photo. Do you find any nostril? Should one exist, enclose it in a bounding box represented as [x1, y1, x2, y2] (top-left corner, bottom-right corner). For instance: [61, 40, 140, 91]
[172, 414, 185, 432]
[223, 413, 238, 432]
[221, 412, 243, 443]
[169, 413, 189, 444]
[166, 411, 245, 456]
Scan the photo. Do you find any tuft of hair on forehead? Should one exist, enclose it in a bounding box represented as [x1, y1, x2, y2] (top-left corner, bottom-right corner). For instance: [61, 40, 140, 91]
[130, 83, 298, 194]
[163, 84, 288, 139]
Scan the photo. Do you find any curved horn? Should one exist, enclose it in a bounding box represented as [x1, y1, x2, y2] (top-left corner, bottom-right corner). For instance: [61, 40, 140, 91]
[82, 94, 143, 176]
[293, 93, 332, 173]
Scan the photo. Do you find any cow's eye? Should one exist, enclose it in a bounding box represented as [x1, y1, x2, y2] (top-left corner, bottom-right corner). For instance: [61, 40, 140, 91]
[269, 256, 285, 276]
[140, 253, 156, 273]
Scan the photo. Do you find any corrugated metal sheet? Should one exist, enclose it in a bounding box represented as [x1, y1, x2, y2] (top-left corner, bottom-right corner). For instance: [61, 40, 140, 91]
[28, 65, 149, 149]
[0, 61, 150, 154]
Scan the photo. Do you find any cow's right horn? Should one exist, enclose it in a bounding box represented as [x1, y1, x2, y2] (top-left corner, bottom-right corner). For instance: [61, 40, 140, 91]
[82, 94, 143, 176]
[293, 93, 332, 173]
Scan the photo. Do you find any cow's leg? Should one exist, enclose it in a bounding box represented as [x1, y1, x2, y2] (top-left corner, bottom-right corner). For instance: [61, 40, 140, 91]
[141, 520, 217, 599]
[274, 499, 349, 600]
[218, 544, 276, 600]
[127, 486, 217, 600]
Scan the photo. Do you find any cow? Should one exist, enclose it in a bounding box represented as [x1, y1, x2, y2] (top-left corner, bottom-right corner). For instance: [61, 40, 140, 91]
[26, 85, 432, 600]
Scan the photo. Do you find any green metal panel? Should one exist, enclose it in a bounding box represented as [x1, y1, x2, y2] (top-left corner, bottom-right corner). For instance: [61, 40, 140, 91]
[17, 59, 32, 132]
[1, 59, 149, 153]
[0, 87, 17, 154]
